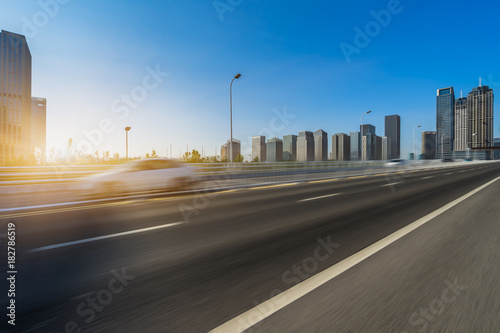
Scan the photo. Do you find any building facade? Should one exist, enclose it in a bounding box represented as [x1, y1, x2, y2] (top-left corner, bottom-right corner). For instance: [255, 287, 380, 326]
[422, 131, 437, 159]
[0, 30, 32, 165]
[454, 96, 468, 152]
[381, 136, 391, 160]
[467, 85, 494, 149]
[221, 139, 240, 162]
[252, 135, 266, 162]
[384, 115, 400, 159]
[349, 131, 360, 161]
[331, 133, 350, 161]
[266, 137, 283, 162]
[360, 124, 376, 160]
[297, 131, 314, 161]
[436, 87, 455, 158]
[282, 134, 297, 161]
[313, 129, 328, 161]
[31, 97, 46, 162]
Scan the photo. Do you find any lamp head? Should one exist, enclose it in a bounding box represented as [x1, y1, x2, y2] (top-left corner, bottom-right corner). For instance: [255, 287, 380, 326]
[125, 127, 131, 131]
[235, 74, 241, 79]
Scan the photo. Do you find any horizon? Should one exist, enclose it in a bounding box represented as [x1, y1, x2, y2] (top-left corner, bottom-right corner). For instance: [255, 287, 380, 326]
[1, 0, 499, 161]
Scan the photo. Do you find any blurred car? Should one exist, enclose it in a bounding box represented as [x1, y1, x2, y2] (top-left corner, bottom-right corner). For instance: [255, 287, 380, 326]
[441, 158, 454, 163]
[384, 159, 407, 167]
[463, 157, 473, 162]
[81, 159, 196, 197]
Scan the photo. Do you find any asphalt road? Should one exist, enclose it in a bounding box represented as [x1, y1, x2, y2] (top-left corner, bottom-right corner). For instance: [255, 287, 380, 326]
[1, 162, 499, 332]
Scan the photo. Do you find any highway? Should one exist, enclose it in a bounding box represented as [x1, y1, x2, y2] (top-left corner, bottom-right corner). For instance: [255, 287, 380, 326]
[1, 162, 499, 332]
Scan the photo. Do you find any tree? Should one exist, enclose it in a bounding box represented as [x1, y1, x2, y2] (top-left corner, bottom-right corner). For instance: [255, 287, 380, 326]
[253, 156, 259, 162]
[235, 154, 244, 162]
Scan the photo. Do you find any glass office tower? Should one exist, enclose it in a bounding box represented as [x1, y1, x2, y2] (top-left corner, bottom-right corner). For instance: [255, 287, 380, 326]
[384, 115, 401, 159]
[436, 87, 455, 158]
[467, 85, 493, 149]
[282, 134, 297, 161]
[0, 30, 32, 164]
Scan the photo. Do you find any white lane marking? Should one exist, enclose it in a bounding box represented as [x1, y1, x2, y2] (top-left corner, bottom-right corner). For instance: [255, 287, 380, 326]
[445, 172, 454, 175]
[421, 176, 434, 180]
[298, 193, 341, 202]
[210, 176, 500, 333]
[27, 222, 185, 253]
[460, 170, 466, 173]
[381, 182, 402, 187]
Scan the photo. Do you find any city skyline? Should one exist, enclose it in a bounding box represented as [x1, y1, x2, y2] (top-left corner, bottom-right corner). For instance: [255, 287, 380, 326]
[1, 1, 500, 161]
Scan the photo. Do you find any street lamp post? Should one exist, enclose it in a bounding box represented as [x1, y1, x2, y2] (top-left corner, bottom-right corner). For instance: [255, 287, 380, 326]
[360, 111, 372, 160]
[230, 73, 241, 163]
[468, 133, 477, 160]
[413, 125, 422, 161]
[125, 127, 131, 159]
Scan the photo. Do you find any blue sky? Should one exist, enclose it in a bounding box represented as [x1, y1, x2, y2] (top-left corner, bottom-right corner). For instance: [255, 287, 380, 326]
[1, 0, 499, 159]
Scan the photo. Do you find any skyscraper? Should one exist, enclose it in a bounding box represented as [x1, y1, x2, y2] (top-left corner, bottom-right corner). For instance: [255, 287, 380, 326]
[31, 97, 46, 163]
[384, 115, 401, 159]
[252, 135, 266, 162]
[313, 129, 328, 161]
[381, 136, 391, 160]
[360, 124, 376, 161]
[436, 87, 455, 158]
[454, 95, 468, 152]
[221, 139, 240, 161]
[297, 131, 314, 161]
[0, 30, 32, 165]
[349, 131, 360, 161]
[422, 131, 437, 159]
[467, 84, 493, 149]
[266, 137, 283, 162]
[331, 133, 350, 161]
[282, 134, 297, 161]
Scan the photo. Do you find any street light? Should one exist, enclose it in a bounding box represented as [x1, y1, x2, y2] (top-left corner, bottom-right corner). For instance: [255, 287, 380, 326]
[413, 125, 422, 161]
[230, 73, 241, 163]
[125, 127, 131, 159]
[361, 111, 371, 160]
[468, 133, 477, 160]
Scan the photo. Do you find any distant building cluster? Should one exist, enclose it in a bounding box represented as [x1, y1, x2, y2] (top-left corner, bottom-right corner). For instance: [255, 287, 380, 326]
[249, 115, 401, 162]
[0, 30, 47, 165]
[435, 83, 495, 159]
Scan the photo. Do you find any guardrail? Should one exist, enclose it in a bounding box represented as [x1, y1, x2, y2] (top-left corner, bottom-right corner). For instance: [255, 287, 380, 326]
[0, 159, 493, 186]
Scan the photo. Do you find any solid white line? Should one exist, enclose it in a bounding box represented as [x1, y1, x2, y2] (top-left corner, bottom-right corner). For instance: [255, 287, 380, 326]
[298, 193, 341, 202]
[27, 221, 185, 253]
[210, 176, 500, 333]
[445, 172, 454, 175]
[381, 182, 402, 187]
[421, 176, 434, 180]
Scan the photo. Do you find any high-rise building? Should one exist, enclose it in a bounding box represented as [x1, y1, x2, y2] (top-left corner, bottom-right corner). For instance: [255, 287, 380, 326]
[360, 124, 376, 160]
[375, 135, 383, 160]
[381, 136, 391, 160]
[436, 87, 455, 158]
[282, 134, 297, 161]
[313, 129, 328, 161]
[266, 137, 283, 162]
[384, 115, 401, 159]
[0, 30, 32, 165]
[349, 131, 360, 161]
[252, 135, 266, 162]
[454, 96, 468, 152]
[422, 131, 437, 159]
[31, 97, 46, 162]
[362, 132, 376, 160]
[468, 84, 494, 149]
[331, 133, 350, 161]
[221, 139, 240, 161]
[297, 131, 314, 161]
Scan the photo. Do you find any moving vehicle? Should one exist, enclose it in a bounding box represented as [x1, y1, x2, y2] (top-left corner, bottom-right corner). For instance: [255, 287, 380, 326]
[81, 159, 196, 197]
[384, 159, 407, 167]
